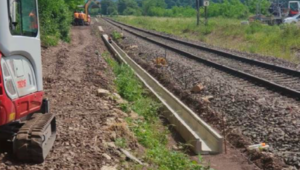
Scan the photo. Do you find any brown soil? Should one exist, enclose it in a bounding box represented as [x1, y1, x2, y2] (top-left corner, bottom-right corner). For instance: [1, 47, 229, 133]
[0, 25, 137, 169]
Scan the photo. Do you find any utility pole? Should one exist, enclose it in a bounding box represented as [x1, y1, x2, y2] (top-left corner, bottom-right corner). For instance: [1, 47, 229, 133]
[205, 6, 207, 25]
[196, 0, 200, 26]
[203, 0, 209, 26]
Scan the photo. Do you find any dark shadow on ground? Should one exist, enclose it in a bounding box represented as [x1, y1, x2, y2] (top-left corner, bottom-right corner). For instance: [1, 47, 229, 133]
[0, 140, 37, 166]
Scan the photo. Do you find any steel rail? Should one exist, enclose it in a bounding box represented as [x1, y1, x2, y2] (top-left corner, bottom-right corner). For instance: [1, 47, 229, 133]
[104, 18, 300, 99]
[102, 34, 223, 154]
[105, 18, 300, 77]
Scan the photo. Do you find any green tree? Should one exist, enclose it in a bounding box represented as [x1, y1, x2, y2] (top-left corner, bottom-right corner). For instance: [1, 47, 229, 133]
[208, 0, 249, 18]
[142, 0, 166, 15]
[165, 0, 177, 8]
[165, 0, 196, 8]
[38, 0, 72, 46]
[123, 7, 142, 15]
[118, 0, 139, 14]
[64, 0, 85, 11]
[101, 0, 118, 15]
[245, 0, 271, 15]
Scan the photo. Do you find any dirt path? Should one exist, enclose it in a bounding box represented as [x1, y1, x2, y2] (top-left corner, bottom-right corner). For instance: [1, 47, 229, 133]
[0, 26, 122, 169]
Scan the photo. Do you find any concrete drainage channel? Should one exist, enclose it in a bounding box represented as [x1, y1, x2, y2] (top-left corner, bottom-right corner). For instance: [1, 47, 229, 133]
[102, 34, 223, 155]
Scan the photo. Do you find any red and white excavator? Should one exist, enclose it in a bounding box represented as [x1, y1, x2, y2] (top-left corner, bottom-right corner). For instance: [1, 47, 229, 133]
[0, 0, 56, 163]
[288, 1, 300, 16]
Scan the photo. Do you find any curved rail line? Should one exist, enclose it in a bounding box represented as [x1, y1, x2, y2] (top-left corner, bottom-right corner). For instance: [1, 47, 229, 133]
[104, 18, 300, 99]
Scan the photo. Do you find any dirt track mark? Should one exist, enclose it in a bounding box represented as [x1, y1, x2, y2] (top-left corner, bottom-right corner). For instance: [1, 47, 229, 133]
[0, 24, 118, 169]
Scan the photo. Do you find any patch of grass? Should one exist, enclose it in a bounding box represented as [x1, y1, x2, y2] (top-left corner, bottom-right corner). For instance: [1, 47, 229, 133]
[41, 35, 60, 46]
[104, 54, 209, 170]
[112, 30, 122, 41]
[119, 102, 132, 113]
[115, 138, 127, 148]
[113, 16, 300, 63]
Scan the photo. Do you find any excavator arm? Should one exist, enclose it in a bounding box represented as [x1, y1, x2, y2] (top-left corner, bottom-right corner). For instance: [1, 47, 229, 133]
[84, 0, 100, 22]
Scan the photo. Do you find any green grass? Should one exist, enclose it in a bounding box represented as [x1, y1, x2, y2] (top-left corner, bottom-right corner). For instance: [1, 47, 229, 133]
[115, 137, 128, 148]
[112, 30, 122, 41]
[113, 16, 300, 63]
[103, 53, 210, 170]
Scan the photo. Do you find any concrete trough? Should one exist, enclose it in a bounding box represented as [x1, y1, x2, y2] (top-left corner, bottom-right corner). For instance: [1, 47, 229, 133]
[102, 34, 223, 154]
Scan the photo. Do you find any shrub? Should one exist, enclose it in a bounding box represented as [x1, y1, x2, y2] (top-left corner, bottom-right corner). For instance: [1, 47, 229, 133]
[112, 31, 122, 41]
[38, 0, 72, 46]
[103, 54, 207, 169]
[123, 7, 142, 16]
[208, 0, 249, 19]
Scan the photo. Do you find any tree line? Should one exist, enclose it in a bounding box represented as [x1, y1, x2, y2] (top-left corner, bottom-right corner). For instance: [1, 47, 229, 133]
[38, 0, 84, 46]
[101, 0, 271, 18]
[101, 0, 197, 17]
[37, 0, 272, 46]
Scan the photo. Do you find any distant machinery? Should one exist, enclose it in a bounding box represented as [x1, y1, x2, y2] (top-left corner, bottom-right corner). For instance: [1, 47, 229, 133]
[75, 0, 101, 25]
[253, 0, 300, 25]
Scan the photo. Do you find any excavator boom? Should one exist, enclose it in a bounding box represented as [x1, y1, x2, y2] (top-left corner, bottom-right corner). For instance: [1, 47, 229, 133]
[84, 0, 100, 22]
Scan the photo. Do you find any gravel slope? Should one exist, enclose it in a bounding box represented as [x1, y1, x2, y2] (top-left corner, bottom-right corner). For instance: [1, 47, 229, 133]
[101, 18, 300, 169]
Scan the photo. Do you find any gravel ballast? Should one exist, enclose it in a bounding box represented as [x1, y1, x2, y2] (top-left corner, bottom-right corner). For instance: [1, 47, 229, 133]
[101, 18, 300, 169]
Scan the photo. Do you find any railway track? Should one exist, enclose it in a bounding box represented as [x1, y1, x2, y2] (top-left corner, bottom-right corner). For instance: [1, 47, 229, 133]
[102, 34, 223, 155]
[104, 18, 300, 99]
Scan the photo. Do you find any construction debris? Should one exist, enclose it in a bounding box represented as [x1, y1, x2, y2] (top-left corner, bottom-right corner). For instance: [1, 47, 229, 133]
[97, 88, 110, 97]
[120, 32, 125, 39]
[202, 95, 214, 103]
[248, 143, 270, 151]
[154, 57, 167, 66]
[111, 93, 127, 104]
[129, 45, 138, 49]
[191, 83, 205, 93]
[101, 166, 118, 170]
[102, 153, 112, 160]
[120, 149, 143, 165]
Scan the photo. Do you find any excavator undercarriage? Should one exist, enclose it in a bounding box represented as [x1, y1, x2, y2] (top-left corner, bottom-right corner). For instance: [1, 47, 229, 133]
[0, 113, 56, 163]
[14, 113, 56, 163]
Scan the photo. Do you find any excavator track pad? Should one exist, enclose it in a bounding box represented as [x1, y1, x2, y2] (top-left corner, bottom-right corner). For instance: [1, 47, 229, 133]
[14, 113, 56, 163]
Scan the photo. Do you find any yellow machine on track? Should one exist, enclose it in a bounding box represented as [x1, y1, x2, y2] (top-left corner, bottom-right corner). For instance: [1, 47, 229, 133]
[74, 0, 100, 26]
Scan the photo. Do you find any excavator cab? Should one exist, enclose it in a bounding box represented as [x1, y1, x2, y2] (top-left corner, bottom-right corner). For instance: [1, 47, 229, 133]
[0, 0, 56, 163]
[289, 1, 300, 16]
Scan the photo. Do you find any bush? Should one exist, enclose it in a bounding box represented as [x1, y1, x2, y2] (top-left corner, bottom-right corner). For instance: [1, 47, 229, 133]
[112, 31, 122, 41]
[208, 0, 249, 19]
[148, 7, 166, 17]
[171, 6, 196, 17]
[246, 0, 271, 15]
[123, 7, 142, 16]
[38, 0, 72, 46]
[147, 6, 196, 17]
